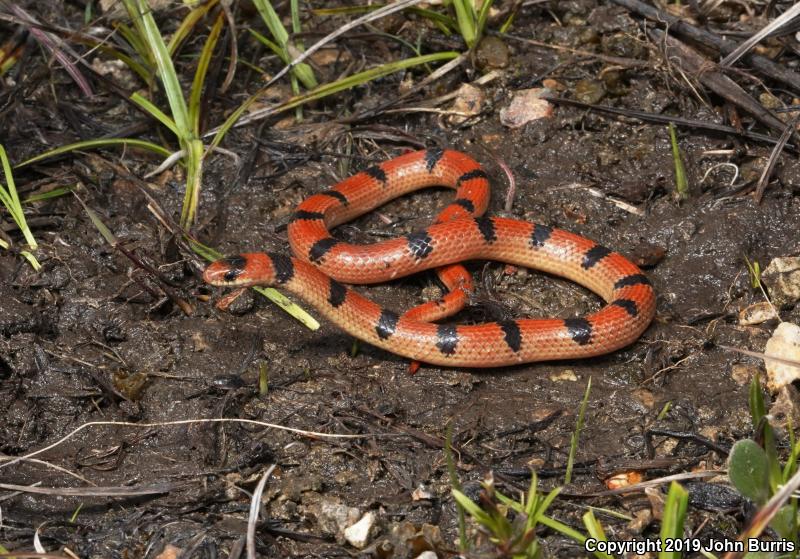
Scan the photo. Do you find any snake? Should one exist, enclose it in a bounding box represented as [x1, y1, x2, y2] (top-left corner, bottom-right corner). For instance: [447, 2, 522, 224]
[204, 148, 656, 368]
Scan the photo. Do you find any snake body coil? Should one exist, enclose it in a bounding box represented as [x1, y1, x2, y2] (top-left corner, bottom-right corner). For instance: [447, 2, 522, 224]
[204, 149, 656, 368]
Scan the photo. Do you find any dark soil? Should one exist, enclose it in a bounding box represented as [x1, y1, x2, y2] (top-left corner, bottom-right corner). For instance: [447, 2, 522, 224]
[1, 1, 799, 558]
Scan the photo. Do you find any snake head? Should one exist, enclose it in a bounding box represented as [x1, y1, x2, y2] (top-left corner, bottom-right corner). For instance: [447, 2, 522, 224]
[204, 253, 276, 287]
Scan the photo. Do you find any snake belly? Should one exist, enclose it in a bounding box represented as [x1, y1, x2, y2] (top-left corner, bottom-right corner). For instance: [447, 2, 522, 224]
[204, 149, 656, 368]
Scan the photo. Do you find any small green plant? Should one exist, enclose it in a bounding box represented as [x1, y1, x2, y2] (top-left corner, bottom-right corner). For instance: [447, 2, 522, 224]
[727, 373, 799, 544]
[744, 256, 762, 289]
[452, 472, 560, 558]
[668, 123, 689, 201]
[0, 144, 40, 270]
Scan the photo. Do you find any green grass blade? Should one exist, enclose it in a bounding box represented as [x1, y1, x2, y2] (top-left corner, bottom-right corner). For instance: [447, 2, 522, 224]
[167, 0, 219, 56]
[0, 144, 37, 251]
[582, 509, 614, 559]
[251, 0, 317, 89]
[565, 376, 591, 484]
[668, 123, 688, 200]
[189, 12, 225, 135]
[210, 51, 458, 150]
[131, 91, 180, 135]
[130, 0, 191, 137]
[249, 28, 290, 61]
[475, 0, 495, 43]
[74, 194, 118, 246]
[16, 139, 172, 168]
[659, 481, 689, 559]
[445, 422, 468, 552]
[23, 185, 75, 203]
[451, 0, 477, 47]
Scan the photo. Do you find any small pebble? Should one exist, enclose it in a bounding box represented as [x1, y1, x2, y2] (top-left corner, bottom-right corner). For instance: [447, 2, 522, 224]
[764, 322, 800, 392]
[344, 511, 376, 549]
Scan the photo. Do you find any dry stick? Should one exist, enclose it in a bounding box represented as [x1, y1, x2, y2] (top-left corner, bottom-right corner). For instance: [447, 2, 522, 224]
[611, 0, 800, 93]
[753, 113, 800, 202]
[650, 28, 787, 136]
[543, 96, 795, 150]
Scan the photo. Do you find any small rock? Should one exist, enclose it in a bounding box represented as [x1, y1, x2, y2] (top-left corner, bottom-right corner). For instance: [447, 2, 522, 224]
[550, 369, 578, 382]
[574, 79, 606, 104]
[764, 322, 800, 392]
[412, 485, 433, 501]
[315, 499, 361, 540]
[449, 83, 485, 125]
[762, 257, 800, 308]
[415, 552, 439, 559]
[730, 363, 760, 386]
[154, 545, 181, 559]
[344, 511, 377, 549]
[738, 301, 779, 326]
[475, 36, 509, 70]
[769, 385, 800, 431]
[499, 88, 553, 128]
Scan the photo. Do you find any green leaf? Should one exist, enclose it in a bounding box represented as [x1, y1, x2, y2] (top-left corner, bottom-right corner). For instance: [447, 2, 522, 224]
[728, 439, 770, 505]
[582, 510, 613, 559]
[659, 482, 689, 559]
[452, 488, 491, 524]
[768, 504, 795, 540]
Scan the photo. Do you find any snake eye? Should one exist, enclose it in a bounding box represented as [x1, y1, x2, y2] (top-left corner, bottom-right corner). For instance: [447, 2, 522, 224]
[221, 255, 247, 282]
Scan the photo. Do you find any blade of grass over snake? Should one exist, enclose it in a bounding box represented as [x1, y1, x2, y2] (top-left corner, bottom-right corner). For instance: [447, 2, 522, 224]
[188, 239, 320, 330]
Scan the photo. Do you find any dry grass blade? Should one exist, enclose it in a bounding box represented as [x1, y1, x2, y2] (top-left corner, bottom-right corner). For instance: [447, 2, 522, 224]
[720, 467, 800, 559]
[721, 3, 800, 67]
[754, 113, 800, 202]
[247, 464, 276, 559]
[718, 344, 800, 368]
[0, 419, 394, 472]
[0, 482, 180, 497]
[0, 554, 72, 559]
[210, 0, 425, 134]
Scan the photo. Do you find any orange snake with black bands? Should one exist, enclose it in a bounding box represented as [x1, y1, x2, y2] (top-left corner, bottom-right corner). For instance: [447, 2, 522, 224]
[204, 149, 656, 368]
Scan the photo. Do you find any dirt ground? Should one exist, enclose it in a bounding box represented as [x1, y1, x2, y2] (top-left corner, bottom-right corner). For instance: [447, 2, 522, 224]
[2, 1, 800, 557]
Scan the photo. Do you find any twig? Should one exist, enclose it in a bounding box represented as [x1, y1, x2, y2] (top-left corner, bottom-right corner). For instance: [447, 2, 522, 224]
[611, 0, 800, 93]
[650, 29, 787, 135]
[544, 96, 795, 150]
